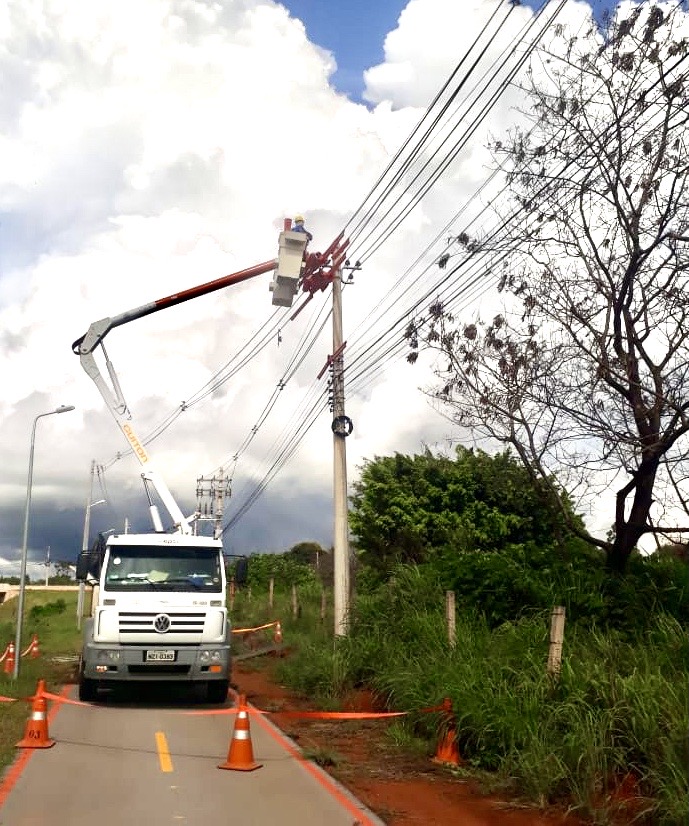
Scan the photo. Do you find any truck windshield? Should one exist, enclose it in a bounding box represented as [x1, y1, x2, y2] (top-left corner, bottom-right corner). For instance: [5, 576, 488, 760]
[104, 546, 222, 592]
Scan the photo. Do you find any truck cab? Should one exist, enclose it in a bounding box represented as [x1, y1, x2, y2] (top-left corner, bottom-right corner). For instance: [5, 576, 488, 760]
[78, 533, 230, 703]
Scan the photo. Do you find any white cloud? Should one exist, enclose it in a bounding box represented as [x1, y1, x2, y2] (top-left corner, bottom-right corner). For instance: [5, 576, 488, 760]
[1, 0, 626, 565]
[363, 0, 536, 109]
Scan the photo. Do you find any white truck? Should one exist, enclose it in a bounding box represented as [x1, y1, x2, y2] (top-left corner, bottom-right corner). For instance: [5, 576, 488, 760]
[77, 531, 230, 702]
[73, 232, 308, 702]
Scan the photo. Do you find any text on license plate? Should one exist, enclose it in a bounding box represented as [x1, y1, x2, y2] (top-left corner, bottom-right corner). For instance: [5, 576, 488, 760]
[146, 650, 175, 662]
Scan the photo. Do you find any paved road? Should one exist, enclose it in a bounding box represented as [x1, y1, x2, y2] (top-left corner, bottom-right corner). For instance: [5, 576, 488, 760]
[0, 686, 385, 826]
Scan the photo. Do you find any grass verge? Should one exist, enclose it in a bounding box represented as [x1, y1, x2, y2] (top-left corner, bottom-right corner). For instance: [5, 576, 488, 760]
[230, 579, 689, 825]
[0, 591, 81, 776]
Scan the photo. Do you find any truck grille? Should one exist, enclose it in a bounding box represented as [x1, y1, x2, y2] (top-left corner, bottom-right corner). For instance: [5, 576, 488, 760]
[118, 611, 205, 634]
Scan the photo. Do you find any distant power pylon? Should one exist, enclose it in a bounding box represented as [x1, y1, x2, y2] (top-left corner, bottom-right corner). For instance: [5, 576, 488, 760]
[195, 471, 231, 539]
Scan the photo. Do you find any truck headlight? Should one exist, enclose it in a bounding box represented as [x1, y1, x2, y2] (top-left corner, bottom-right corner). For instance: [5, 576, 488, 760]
[97, 650, 121, 661]
[199, 650, 223, 663]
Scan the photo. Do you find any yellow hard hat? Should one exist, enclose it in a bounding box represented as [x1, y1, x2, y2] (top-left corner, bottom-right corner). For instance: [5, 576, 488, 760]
[294, 215, 305, 223]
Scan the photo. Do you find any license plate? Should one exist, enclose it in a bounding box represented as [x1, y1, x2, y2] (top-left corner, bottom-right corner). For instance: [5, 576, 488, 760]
[146, 650, 175, 662]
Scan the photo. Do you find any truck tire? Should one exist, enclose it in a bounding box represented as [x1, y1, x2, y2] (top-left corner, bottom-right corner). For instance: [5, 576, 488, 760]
[206, 680, 229, 704]
[78, 658, 98, 702]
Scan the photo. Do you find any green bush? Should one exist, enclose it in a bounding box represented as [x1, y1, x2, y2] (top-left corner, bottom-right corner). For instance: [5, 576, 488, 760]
[230, 552, 318, 590]
[427, 542, 689, 634]
[0, 621, 13, 647]
[29, 598, 67, 622]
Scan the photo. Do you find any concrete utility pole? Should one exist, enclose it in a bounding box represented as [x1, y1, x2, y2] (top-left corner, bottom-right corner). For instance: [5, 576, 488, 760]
[78, 460, 105, 630]
[331, 267, 352, 637]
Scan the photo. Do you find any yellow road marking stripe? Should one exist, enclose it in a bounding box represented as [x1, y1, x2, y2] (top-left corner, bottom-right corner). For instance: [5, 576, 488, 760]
[155, 731, 174, 773]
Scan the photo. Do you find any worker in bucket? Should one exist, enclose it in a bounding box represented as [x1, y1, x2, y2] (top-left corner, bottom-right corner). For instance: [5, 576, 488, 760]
[291, 214, 313, 243]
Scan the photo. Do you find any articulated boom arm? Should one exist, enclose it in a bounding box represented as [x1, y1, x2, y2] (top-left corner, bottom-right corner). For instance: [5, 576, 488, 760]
[72, 260, 279, 358]
[72, 260, 281, 535]
[73, 225, 346, 535]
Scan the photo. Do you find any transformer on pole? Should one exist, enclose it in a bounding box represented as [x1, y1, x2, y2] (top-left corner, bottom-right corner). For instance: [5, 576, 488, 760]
[195, 471, 231, 539]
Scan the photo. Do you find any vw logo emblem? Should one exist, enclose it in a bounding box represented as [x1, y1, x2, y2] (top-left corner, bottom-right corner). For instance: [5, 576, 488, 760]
[154, 614, 171, 633]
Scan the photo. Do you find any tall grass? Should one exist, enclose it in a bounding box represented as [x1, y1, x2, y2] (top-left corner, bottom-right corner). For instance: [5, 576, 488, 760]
[235, 570, 689, 825]
[0, 591, 82, 774]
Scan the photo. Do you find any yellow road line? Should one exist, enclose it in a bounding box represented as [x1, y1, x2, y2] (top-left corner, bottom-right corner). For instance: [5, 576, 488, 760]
[155, 731, 174, 773]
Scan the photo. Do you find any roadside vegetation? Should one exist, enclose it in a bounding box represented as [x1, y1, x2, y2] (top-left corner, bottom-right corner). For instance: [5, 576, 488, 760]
[2, 452, 686, 824]
[230, 448, 688, 826]
[0, 591, 81, 773]
[232, 553, 687, 825]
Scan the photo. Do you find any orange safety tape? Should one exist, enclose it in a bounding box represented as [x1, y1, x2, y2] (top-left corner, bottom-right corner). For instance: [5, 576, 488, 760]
[231, 620, 278, 635]
[0, 694, 34, 703]
[40, 690, 91, 707]
[417, 703, 450, 714]
[6, 680, 452, 721]
[275, 709, 407, 720]
[1, 688, 94, 706]
[181, 705, 438, 720]
[181, 705, 268, 717]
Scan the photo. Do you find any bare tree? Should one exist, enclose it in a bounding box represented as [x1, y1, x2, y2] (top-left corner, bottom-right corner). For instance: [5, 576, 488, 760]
[408, 5, 689, 573]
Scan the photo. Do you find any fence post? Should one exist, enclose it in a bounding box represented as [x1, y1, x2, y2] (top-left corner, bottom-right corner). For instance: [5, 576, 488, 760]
[229, 577, 236, 611]
[269, 577, 274, 610]
[547, 605, 566, 678]
[291, 584, 298, 620]
[320, 588, 327, 623]
[446, 591, 456, 649]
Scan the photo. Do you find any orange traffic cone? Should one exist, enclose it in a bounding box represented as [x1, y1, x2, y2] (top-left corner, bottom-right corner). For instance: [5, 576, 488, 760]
[16, 680, 55, 749]
[3, 642, 15, 675]
[28, 634, 40, 659]
[432, 697, 461, 767]
[218, 694, 262, 771]
[273, 621, 283, 645]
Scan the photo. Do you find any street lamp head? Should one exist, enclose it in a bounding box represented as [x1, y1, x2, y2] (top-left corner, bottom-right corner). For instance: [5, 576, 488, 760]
[55, 405, 76, 414]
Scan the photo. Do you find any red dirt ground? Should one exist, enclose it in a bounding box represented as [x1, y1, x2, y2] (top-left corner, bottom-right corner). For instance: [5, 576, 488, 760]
[233, 656, 589, 826]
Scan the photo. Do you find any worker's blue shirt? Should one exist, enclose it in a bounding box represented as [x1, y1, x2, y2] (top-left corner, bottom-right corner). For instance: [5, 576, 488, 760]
[291, 224, 313, 241]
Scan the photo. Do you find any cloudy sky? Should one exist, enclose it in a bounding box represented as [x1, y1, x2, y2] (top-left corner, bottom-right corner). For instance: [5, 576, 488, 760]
[0, 0, 629, 579]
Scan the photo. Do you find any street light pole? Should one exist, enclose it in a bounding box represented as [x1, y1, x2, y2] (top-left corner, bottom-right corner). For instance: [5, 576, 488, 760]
[77, 459, 105, 630]
[13, 404, 76, 680]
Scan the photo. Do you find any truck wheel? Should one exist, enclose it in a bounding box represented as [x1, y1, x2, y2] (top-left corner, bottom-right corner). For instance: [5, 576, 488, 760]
[78, 658, 98, 702]
[79, 675, 98, 702]
[206, 680, 229, 704]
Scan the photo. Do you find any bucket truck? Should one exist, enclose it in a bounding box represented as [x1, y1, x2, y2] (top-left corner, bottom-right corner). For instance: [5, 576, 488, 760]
[73, 227, 310, 703]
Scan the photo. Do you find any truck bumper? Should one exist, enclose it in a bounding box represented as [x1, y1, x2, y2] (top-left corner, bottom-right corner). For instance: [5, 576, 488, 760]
[81, 642, 231, 683]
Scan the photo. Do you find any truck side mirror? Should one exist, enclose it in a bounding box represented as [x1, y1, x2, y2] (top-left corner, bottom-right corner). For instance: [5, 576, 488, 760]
[76, 532, 107, 581]
[234, 557, 248, 586]
[76, 550, 101, 581]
